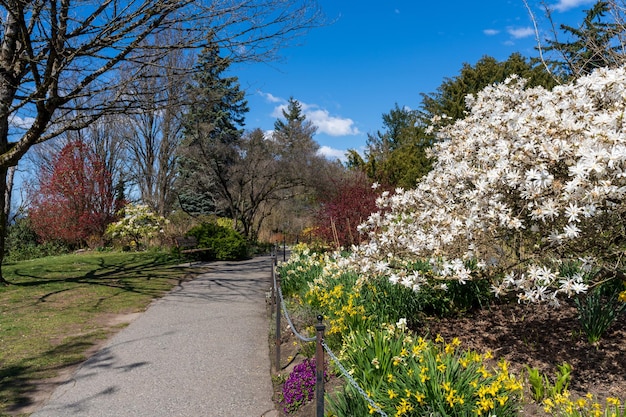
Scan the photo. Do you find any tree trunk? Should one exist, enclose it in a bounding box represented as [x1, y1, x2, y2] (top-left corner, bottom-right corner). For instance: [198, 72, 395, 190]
[0, 166, 8, 285]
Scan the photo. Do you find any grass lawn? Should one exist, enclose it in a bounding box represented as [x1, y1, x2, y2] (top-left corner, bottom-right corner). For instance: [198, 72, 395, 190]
[0, 250, 200, 416]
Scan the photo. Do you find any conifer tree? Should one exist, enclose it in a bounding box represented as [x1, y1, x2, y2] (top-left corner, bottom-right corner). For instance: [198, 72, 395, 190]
[544, 1, 621, 78]
[272, 97, 319, 165]
[177, 36, 249, 217]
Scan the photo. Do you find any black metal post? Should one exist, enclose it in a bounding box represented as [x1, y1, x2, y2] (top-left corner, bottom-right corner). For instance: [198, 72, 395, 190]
[315, 315, 325, 417]
[270, 257, 275, 311]
[275, 272, 281, 372]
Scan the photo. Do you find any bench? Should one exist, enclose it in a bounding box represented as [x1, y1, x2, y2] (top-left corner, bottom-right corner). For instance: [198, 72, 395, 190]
[174, 236, 214, 262]
[174, 236, 200, 253]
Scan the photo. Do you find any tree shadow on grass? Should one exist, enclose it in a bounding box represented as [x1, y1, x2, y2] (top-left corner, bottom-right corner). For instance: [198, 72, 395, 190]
[8, 254, 203, 302]
[1, 335, 99, 413]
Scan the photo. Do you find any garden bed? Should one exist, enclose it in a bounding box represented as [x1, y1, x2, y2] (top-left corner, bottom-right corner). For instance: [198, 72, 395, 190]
[271, 299, 626, 416]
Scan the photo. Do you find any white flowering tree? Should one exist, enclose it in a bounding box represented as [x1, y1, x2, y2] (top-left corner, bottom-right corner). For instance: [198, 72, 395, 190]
[106, 204, 168, 249]
[346, 66, 626, 305]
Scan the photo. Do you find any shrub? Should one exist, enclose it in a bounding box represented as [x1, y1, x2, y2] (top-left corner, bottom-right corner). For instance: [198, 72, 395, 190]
[106, 204, 167, 249]
[186, 222, 248, 261]
[5, 217, 70, 261]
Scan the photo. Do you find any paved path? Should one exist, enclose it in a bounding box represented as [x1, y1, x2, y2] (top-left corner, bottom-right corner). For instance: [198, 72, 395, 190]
[32, 256, 277, 417]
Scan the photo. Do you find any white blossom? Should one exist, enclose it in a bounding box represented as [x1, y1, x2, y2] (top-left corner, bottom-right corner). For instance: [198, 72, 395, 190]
[343, 66, 626, 305]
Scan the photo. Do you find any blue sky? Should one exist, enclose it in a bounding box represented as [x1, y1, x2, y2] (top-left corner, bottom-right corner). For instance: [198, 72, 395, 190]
[235, 0, 599, 161]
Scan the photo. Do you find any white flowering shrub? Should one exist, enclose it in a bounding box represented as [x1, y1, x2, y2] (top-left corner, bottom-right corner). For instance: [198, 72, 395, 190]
[348, 66, 626, 305]
[106, 204, 168, 248]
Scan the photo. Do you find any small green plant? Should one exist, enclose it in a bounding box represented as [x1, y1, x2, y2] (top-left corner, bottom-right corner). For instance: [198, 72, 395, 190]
[575, 280, 626, 344]
[526, 366, 546, 402]
[526, 362, 572, 402]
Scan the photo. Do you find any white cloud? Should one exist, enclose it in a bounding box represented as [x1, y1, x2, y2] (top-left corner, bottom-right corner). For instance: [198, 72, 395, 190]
[9, 115, 34, 129]
[483, 29, 500, 36]
[267, 95, 360, 137]
[259, 91, 283, 103]
[318, 145, 348, 161]
[551, 0, 595, 12]
[507, 26, 534, 39]
[302, 104, 360, 136]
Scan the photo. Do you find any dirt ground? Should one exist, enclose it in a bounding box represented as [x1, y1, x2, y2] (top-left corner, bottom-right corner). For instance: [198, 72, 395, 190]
[271, 300, 626, 416]
[424, 301, 626, 401]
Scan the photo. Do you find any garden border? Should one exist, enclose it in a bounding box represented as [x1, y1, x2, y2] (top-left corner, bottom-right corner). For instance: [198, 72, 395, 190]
[271, 250, 388, 417]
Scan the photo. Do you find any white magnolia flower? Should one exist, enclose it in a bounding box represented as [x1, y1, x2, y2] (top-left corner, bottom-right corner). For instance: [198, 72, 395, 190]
[342, 66, 626, 305]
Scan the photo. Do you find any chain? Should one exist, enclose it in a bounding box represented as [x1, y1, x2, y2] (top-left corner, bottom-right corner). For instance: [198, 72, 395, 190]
[321, 341, 388, 417]
[276, 273, 316, 343]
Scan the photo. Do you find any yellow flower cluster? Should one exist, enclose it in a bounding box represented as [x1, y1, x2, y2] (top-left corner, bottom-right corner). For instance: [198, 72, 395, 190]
[543, 391, 624, 417]
[354, 329, 523, 417]
[306, 279, 367, 335]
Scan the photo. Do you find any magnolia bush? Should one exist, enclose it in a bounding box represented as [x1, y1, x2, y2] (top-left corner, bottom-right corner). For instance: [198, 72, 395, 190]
[345, 66, 626, 305]
[106, 204, 168, 248]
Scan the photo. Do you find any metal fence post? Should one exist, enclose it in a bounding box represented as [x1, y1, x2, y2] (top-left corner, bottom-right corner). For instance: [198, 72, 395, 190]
[270, 257, 275, 311]
[275, 271, 281, 372]
[315, 315, 325, 417]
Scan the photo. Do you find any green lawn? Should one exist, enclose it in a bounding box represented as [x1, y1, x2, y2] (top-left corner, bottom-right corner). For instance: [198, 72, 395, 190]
[0, 250, 199, 415]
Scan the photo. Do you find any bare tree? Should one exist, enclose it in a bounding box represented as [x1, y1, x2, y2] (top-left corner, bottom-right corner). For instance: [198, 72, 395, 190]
[0, 0, 323, 283]
[121, 32, 194, 216]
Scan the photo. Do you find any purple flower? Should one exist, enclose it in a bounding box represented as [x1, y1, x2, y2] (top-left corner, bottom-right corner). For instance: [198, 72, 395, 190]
[280, 358, 329, 414]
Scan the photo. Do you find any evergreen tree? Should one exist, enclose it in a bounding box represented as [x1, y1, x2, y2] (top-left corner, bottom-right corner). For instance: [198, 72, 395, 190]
[544, 1, 621, 78]
[350, 54, 556, 189]
[360, 104, 432, 188]
[420, 53, 559, 125]
[273, 97, 319, 166]
[177, 35, 249, 217]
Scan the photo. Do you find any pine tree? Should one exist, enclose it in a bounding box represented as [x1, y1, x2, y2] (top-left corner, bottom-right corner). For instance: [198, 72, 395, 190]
[544, 1, 621, 78]
[272, 97, 319, 165]
[177, 35, 249, 216]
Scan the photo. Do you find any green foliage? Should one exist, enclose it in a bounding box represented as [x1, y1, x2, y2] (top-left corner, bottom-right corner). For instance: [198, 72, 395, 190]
[330, 325, 523, 417]
[354, 104, 433, 188]
[177, 34, 248, 217]
[359, 276, 424, 329]
[414, 279, 494, 318]
[575, 279, 626, 344]
[525, 362, 572, 403]
[420, 53, 559, 125]
[186, 222, 249, 261]
[5, 217, 70, 262]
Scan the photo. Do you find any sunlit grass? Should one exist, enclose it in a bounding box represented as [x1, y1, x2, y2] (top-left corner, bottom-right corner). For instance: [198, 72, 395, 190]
[0, 250, 198, 415]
